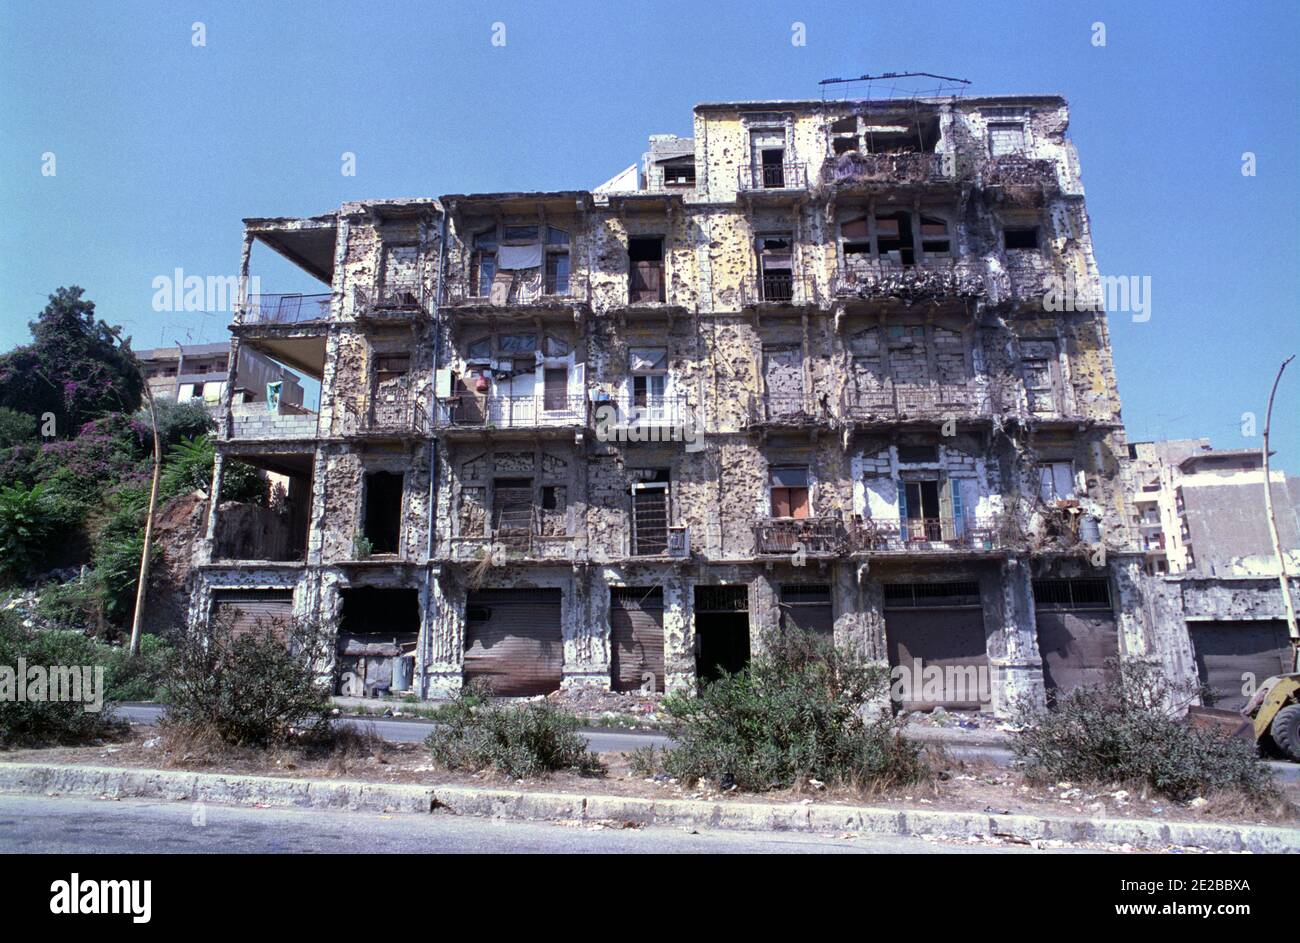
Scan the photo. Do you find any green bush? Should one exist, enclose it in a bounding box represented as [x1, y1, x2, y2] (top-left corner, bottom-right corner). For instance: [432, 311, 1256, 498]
[1013, 659, 1278, 804]
[147, 399, 213, 450]
[0, 407, 38, 448]
[0, 482, 78, 582]
[426, 683, 605, 778]
[660, 629, 930, 793]
[0, 611, 128, 747]
[161, 615, 332, 748]
[102, 633, 171, 701]
[159, 435, 263, 504]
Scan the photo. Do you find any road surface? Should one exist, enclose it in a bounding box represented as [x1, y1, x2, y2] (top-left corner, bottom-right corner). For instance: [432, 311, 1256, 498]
[0, 793, 1092, 854]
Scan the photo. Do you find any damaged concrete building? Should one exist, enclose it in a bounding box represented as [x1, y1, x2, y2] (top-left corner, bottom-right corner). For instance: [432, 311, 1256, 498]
[190, 92, 1276, 716]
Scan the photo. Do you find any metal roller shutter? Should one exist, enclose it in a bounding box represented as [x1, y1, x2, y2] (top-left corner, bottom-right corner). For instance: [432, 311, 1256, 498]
[610, 587, 664, 693]
[884, 582, 987, 711]
[1033, 579, 1118, 698]
[464, 589, 563, 696]
[1188, 620, 1291, 711]
[210, 589, 294, 638]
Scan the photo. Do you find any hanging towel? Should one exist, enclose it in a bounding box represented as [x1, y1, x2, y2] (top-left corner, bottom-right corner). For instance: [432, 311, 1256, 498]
[497, 243, 543, 269]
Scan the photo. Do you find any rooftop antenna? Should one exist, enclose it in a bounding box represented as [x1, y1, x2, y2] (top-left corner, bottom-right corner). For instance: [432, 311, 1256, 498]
[818, 71, 971, 102]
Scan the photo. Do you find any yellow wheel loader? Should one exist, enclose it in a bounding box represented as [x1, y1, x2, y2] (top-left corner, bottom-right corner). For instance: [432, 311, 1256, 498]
[1243, 672, 1300, 762]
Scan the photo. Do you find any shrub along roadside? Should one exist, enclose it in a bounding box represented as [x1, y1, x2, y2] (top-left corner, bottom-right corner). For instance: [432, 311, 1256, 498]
[0, 611, 129, 747]
[161, 616, 334, 748]
[657, 629, 931, 793]
[426, 681, 606, 779]
[1013, 659, 1279, 805]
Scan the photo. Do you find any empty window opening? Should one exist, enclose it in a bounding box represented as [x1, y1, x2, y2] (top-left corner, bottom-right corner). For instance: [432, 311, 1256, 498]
[919, 216, 950, 257]
[883, 581, 981, 608]
[876, 212, 915, 265]
[492, 477, 534, 540]
[841, 217, 872, 256]
[363, 471, 404, 554]
[662, 160, 695, 187]
[1033, 578, 1111, 610]
[1004, 227, 1039, 250]
[694, 584, 751, 685]
[770, 466, 810, 519]
[628, 237, 665, 303]
[897, 443, 939, 465]
[1037, 462, 1076, 503]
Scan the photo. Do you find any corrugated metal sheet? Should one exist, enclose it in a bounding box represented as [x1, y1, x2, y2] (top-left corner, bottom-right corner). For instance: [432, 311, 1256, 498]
[885, 607, 988, 710]
[1036, 610, 1118, 697]
[780, 584, 833, 637]
[1189, 620, 1291, 711]
[211, 589, 294, 638]
[464, 589, 563, 696]
[610, 587, 664, 693]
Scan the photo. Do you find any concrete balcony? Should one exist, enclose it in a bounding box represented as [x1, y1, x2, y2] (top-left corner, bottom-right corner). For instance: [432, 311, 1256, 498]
[754, 517, 846, 556]
[744, 392, 835, 430]
[227, 402, 319, 441]
[833, 257, 988, 303]
[441, 272, 589, 313]
[739, 272, 818, 308]
[980, 154, 1062, 194]
[353, 283, 430, 322]
[842, 382, 998, 425]
[445, 527, 575, 564]
[819, 152, 953, 191]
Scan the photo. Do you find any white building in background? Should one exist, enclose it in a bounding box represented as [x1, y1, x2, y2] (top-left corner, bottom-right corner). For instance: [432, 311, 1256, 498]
[138, 342, 304, 413]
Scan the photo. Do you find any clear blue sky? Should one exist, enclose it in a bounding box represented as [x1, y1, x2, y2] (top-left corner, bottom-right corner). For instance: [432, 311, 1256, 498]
[2, 1, 1297, 464]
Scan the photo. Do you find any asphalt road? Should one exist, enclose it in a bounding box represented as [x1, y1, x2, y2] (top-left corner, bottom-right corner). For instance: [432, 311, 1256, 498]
[115, 704, 1299, 781]
[0, 793, 1087, 854]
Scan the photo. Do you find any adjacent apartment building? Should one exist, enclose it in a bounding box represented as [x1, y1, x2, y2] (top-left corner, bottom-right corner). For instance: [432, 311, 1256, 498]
[139, 342, 305, 414]
[193, 92, 1157, 715]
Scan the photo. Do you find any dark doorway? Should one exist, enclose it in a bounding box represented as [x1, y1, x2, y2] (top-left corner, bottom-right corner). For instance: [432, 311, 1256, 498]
[628, 237, 665, 302]
[363, 471, 403, 554]
[695, 585, 750, 684]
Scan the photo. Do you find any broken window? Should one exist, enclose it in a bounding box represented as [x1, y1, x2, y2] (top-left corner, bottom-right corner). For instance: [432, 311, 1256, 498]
[502, 225, 538, 242]
[1004, 227, 1039, 251]
[1021, 347, 1058, 413]
[770, 467, 810, 519]
[1038, 462, 1076, 503]
[492, 477, 534, 541]
[897, 443, 939, 465]
[470, 229, 498, 296]
[375, 354, 409, 385]
[988, 122, 1025, 156]
[876, 211, 915, 265]
[630, 348, 668, 416]
[662, 159, 696, 187]
[544, 251, 570, 295]
[830, 115, 859, 154]
[466, 337, 491, 361]
[841, 217, 872, 256]
[919, 215, 950, 257]
[363, 471, 403, 555]
[543, 367, 569, 411]
[628, 236, 665, 303]
[631, 470, 670, 555]
[498, 333, 537, 354]
[750, 129, 786, 187]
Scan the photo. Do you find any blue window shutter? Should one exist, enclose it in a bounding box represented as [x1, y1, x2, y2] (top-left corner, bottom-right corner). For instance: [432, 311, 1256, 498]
[898, 481, 908, 541]
[950, 479, 964, 537]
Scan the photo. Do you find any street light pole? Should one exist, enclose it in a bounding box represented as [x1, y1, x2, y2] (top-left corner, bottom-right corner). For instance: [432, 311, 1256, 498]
[1261, 355, 1298, 672]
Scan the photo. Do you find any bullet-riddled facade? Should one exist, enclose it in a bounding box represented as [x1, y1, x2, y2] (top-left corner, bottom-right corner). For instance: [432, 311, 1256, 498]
[194, 94, 1157, 715]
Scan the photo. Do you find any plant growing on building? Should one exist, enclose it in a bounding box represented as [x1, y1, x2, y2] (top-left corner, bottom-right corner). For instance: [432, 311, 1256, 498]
[352, 534, 373, 560]
[1013, 659, 1280, 805]
[659, 628, 931, 793]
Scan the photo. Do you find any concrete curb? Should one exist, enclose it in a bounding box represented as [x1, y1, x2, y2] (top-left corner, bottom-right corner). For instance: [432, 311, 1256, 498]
[1, 762, 1296, 852]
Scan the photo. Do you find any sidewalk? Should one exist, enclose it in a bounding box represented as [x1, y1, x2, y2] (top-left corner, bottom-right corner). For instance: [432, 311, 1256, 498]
[1, 761, 1295, 853]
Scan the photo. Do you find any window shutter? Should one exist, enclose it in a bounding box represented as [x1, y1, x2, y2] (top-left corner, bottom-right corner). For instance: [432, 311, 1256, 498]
[898, 481, 909, 541]
[772, 487, 791, 518]
[790, 487, 810, 520]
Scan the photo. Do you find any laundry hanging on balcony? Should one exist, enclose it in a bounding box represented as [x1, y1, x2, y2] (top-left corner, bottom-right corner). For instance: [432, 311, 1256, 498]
[497, 243, 543, 269]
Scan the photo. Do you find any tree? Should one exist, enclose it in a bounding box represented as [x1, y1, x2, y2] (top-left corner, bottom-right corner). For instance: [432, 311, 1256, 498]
[0, 287, 143, 435]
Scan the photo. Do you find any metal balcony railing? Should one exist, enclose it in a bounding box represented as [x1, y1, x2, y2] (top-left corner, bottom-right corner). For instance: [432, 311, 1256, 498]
[443, 271, 587, 307]
[354, 282, 427, 318]
[847, 514, 1023, 553]
[341, 398, 429, 438]
[740, 271, 815, 306]
[440, 393, 588, 428]
[738, 161, 807, 191]
[242, 292, 332, 325]
[833, 257, 988, 301]
[754, 517, 846, 555]
[592, 394, 694, 434]
[448, 510, 574, 561]
[747, 392, 834, 425]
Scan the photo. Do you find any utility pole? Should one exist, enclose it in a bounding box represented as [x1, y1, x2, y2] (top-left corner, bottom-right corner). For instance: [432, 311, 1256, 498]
[1261, 355, 1298, 672]
[130, 381, 163, 657]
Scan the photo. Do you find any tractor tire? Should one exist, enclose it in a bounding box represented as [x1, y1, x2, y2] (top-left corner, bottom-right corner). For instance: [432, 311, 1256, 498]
[1270, 704, 1300, 762]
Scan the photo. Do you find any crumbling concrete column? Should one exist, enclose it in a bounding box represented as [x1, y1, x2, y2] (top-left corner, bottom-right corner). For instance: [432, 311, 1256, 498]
[563, 566, 611, 690]
[1112, 552, 1154, 658]
[663, 570, 694, 693]
[989, 558, 1046, 717]
[423, 569, 464, 699]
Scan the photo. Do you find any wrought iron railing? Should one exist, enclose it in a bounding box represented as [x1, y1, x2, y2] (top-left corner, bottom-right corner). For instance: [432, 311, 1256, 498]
[440, 393, 587, 428]
[754, 517, 846, 555]
[740, 272, 815, 306]
[842, 382, 994, 421]
[442, 271, 587, 307]
[342, 398, 429, 437]
[738, 161, 807, 191]
[847, 514, 1022, 552]
[242, 292, 332, 324]
[591, 395, 694, 435]
[353, 282, 426, 317]
[747, 392, 834, 425]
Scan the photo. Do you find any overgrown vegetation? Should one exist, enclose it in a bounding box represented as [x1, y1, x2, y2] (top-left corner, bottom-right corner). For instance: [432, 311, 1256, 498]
[1013, 659, 1279, 805]
[657, 629, 931, 793]
[426, 681, 605, 778]
[0, 611, 129, 747]
[161, 616, 333, 748]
